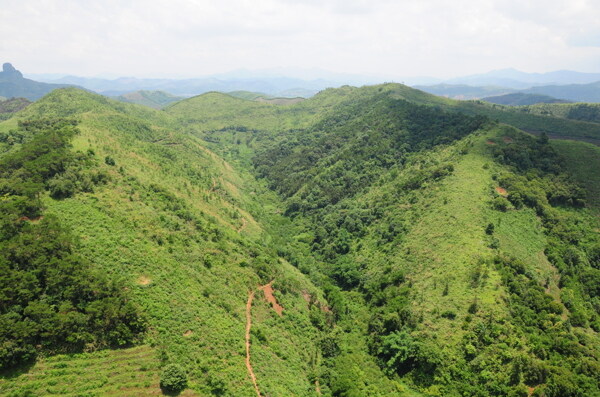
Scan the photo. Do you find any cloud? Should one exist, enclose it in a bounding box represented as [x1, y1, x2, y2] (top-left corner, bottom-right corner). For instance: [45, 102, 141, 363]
[1, 0, 599, 79]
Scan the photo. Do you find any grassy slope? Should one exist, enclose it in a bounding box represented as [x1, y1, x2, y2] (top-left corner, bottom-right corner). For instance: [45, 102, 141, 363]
[165, 85, 598, 394]
[2, 84, 599, 395]
[0, 88, 326, 396]
[347, 128, 555, 363]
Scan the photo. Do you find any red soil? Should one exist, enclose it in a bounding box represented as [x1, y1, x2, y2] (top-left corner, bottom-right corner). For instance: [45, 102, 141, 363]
[259, 281, 283, 317]
[245, 290, 262, 397]
[495, 187, 508, 196]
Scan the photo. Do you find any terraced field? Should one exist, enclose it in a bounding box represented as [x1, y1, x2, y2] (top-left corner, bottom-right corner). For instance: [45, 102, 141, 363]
[0, 346, 198, 396]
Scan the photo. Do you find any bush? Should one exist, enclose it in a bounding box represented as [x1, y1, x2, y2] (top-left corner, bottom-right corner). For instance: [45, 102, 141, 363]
[160, 364, 187, 393]
[104, 155, 116, 166]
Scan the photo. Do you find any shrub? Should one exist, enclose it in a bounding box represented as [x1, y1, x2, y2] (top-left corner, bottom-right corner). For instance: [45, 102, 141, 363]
[104, 155, 116, 166]
[160, 364, 187, 393]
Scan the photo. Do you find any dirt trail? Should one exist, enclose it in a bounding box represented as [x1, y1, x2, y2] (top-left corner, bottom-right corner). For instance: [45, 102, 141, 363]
[244, 281, 286, 396]
[245, 290, 262, 397]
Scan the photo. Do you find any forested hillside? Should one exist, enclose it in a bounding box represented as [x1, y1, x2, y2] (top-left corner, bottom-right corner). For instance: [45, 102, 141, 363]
[1, 84, 599, 396]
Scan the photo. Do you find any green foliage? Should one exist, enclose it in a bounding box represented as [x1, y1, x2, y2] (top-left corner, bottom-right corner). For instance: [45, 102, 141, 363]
[0, 118, 143, 370]
[3, 84, 600, 396]
[160, 363, 187, 393]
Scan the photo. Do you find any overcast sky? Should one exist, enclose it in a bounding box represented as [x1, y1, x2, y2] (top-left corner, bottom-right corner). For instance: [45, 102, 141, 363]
[1, 0, 599, 79]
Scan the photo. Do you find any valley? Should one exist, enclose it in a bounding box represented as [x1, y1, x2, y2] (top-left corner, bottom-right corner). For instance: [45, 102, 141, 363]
[0, 83, 599, 396]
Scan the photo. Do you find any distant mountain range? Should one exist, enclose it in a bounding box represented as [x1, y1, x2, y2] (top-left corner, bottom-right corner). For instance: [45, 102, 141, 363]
[0, 63, 75, 100]
[5, 61, 600, 104]
[414, 69, 600, 103]
[33, 74, 349, 98]
[443, 68, 600, 88]
[416, 81, 600, 103]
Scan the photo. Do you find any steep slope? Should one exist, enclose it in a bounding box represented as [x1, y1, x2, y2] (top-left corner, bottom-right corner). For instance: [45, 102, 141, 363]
[2, 83, 600, 396]
[168, 84, 600, 396]
[0, 88, 328, 396]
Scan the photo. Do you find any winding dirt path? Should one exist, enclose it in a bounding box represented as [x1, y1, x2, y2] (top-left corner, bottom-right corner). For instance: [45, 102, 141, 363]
[244, 281, 286, 396]
[245, 290, 262, 397]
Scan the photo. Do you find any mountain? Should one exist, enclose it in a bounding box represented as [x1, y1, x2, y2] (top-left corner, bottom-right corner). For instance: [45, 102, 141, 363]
[39, 74, 342, 98]
[115, 90, 185, 109]
[446, 68, 600, 88]
[1, 84, 600, 396]
[0, 63, 74, 100]
[522, 81, 600, 103]
[483, 93, 571, 106]
[417, 81, 600, 104]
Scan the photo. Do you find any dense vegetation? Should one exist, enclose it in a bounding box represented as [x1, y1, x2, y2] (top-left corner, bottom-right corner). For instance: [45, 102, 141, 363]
[0, 118, 144, 370]
[0, 97, 31, 121]
[1, 83, 599, 396]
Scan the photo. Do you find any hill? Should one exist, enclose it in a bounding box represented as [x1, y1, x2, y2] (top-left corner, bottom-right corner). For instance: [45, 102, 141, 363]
[0, 88, 333, 396]
[226, 91, 306, 105]
[0, 97, 31, 120]
[1, 83, 600, 396]
[166, 84, 600, 396]
[514, 103, 600, 125]
[523, 81, 600, 103]
[0, 63, 74, 100]
[115, 90, 185, 109]
[412, 84, 512, 100]
[483, 93, 570, 106]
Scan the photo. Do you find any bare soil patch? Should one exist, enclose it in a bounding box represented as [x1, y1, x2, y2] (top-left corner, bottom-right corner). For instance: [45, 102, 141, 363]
[259, 281, 284, 316]
[137, 276, 151, 286]
[503, 136, 514, 143]
[486, 140, 496, 145]
[495, 187, 508, 196]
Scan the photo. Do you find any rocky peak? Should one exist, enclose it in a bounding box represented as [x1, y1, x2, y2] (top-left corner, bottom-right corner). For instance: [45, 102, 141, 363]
[1, 63, 23, 79]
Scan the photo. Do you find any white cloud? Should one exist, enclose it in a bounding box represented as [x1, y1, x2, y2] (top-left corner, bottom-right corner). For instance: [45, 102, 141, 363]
[1, 0, 599, 79]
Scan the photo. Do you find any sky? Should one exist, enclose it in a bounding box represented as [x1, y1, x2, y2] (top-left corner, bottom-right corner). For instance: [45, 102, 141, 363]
[1, 0, 599, 79]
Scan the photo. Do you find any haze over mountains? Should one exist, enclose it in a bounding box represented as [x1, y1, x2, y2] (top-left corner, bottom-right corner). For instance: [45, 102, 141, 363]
[0, 61, 595, 104]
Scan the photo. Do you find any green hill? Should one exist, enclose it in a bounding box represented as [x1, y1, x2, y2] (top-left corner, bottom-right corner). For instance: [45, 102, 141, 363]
[0, 97, 31, 121]
[1, 83, 600, 396]
[166, 84, 600, 396]
[515, 102, 600, 124]
[115, 90, 185, 109]
[483, 93, 570, 106]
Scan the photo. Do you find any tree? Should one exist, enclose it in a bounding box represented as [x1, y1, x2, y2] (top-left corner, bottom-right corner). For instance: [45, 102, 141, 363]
[160, 363, 187, 394]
